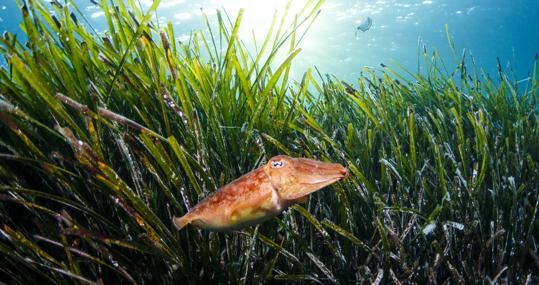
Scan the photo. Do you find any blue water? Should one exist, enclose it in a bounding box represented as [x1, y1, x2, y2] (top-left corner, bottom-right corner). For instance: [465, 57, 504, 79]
[1, 0, 538, 83]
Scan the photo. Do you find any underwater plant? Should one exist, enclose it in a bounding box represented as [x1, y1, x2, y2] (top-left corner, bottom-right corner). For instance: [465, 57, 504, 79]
[0, 0, 538, 284]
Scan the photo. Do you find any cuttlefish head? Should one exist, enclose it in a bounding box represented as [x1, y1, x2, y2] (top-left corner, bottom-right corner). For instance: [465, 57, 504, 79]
[263, 155, 348, 202]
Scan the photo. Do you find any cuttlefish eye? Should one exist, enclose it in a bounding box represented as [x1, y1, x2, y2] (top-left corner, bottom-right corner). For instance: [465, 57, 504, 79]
[271, 160, 285, 168]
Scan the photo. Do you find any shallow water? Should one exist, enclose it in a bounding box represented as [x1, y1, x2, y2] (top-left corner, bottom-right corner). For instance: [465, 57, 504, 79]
[0, 1, 537, 283]
[1, 0, 538, 82]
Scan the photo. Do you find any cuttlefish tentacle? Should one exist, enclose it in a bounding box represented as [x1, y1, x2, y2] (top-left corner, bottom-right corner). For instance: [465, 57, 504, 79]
[173, 155, 348, 232]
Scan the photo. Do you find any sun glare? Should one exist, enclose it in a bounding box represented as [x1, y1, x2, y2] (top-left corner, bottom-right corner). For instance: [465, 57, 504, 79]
[207, 0, 313, 39]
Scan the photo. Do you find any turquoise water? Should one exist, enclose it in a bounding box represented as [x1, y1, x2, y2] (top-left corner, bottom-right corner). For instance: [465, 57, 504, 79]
[1, 0, 538, 83]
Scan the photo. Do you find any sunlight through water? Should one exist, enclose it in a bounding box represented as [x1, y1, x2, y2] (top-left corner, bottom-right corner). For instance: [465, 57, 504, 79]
[0, 0, 538, 83]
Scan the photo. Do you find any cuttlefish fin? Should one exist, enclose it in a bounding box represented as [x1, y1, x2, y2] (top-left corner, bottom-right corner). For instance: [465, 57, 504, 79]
[294, 195, 309, 204]
[172, 213, 195, 230]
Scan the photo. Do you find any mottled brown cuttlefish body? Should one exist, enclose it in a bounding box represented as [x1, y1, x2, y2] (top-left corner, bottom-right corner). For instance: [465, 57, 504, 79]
[173, 155, 348, 232]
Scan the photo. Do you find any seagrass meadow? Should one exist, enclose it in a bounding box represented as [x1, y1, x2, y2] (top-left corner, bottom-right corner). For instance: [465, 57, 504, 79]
[0, 0, 538, 283]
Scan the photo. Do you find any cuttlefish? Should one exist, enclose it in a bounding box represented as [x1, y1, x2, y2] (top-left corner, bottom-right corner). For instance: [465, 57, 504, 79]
[173, 155, 348, 232]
